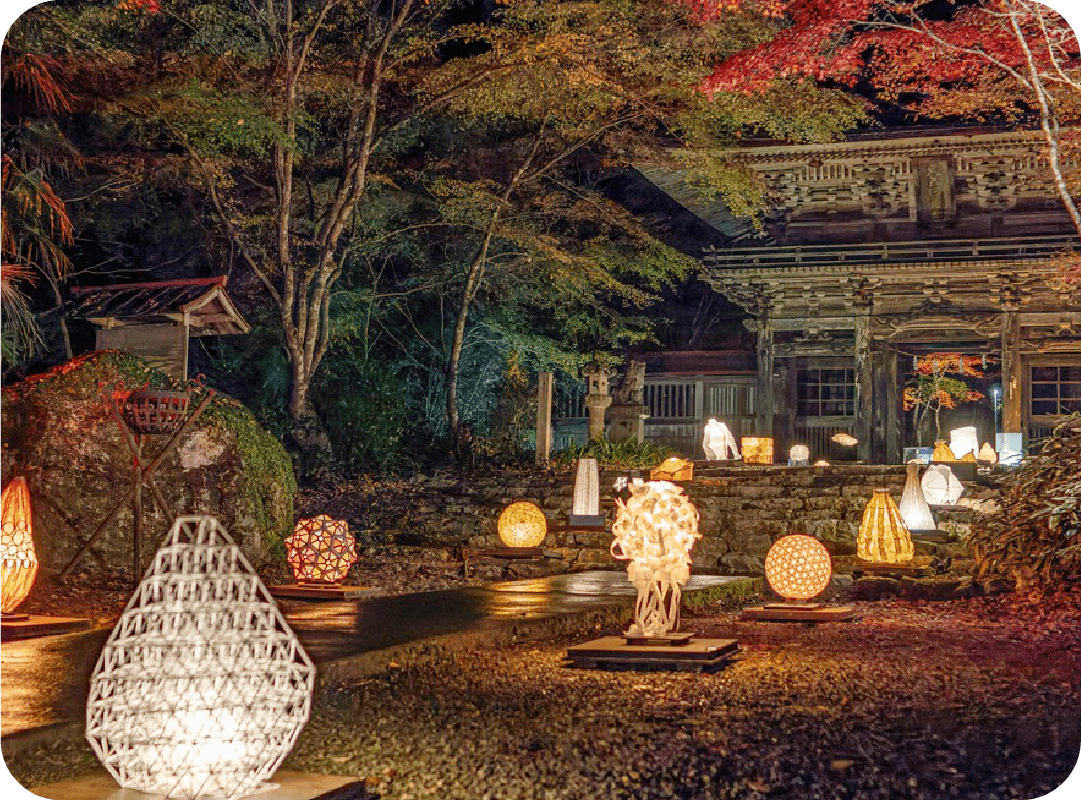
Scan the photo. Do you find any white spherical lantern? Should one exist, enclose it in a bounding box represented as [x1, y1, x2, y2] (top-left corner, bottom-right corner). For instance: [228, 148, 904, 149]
[764, 535, 832, 602]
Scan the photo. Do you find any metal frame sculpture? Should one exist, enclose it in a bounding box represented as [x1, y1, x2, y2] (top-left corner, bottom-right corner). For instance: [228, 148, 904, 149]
[86, 516, 315, 800]
[610, 480, 700, 638]
[1, 477, 38, 617]
[858, 489, 914, 563]
[285, 515, 357, 584]
[702, 419, 740, 460]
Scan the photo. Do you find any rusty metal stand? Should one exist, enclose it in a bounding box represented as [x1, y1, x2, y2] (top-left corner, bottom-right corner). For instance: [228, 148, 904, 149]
[60, 384, 216, 585]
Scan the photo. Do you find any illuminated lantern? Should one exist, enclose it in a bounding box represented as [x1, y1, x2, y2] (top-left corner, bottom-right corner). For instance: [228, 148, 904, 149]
[497, 502, 547, 548]
[932, 440, 956, 462]
[788, 444, 810, 466]
[858, 489, 914, 563]
[86, 516, 315, 800]
[1, 477, 38, 615]
[813, 460, 830, 467]
[702, 419, 739, 460]
[610, 480, 700, 637]
[831, 432, 858, 447]
[950, 426, 979, 460]
[285, 515, 357, 585]
[650, 456, 693, 481]
[960, 452, 977, 463]
[741, 437, 774, 465]
[978, 442, 997, 464]
[996, 432, 1024, 466]
[568, 458, 604, 526]
[898, 462, 936, 532]
[922, 464, 964, 505]
[764, 535, 832, 602]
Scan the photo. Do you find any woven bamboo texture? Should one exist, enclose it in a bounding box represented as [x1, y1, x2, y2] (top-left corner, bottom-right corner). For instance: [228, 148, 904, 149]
[858, 489, 915, 563]
[764, 534, 832, 601]
[1, 477, 38, 614]
[497, 502, 547, 548]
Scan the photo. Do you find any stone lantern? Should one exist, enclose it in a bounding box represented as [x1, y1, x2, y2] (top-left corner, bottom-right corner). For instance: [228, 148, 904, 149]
[582, 360, 614, 441]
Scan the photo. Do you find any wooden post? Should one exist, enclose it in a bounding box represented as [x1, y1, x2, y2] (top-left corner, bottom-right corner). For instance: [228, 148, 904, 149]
[778, 363, 796, 457]
[755, 310, 774, 436]
[132, 437, 143, 588]
[854, 313, 873, 462]
[886, 350, 903, 465]
[535, 371, 554, 466]
[871, 350, 888, 464]
[1001, 310, 1023, 433]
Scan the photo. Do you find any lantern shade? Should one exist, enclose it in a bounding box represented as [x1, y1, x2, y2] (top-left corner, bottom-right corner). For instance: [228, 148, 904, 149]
[858, 489, 914, 563]
[764, 535, 832, 602]
[922, 464, 964, 505]
[788, 444, 809, 465]
[285, 515, 357, 584]
[702, 419, 740, 460]
[568, 458, 605, 526]
[949, 426, 979, 460]
[898, 462, 936, 532]
[741, 437, 774, 465]
[498, 502, 547, 548]
[650, 456, 693, 481]
[978, 442, 997, 464]
[932, 440, 956, 462]
[610, 480, 700, 637]
[1, 477, 38, 614]
[86, 516, 315, 800]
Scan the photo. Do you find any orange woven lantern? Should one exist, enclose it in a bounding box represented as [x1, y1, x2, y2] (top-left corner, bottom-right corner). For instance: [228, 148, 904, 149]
[764, 535, 832, 602]
[741, 437, 774, 465]
[858, 489, 914, 564]
[285, 515, 357, 584]
[497, 502, 547, 548]
[1, 477, 38, 615]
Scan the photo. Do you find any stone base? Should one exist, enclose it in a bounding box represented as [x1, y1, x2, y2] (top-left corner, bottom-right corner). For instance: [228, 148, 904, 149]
[28, 769, 360, 800]
[1, 615, 93, 641]
[567, 635, 738, 672]
[742, 604, 857, 623]
[266, 584, 380, 601]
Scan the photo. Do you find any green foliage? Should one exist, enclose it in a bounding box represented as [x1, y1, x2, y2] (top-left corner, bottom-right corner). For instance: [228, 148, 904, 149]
[553, 436, 673, 471]
[969, 420, 1081, 593]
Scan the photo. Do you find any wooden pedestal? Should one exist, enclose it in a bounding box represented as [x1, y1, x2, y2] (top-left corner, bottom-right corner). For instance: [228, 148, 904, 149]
[1, 615, 93, 640]
[566, 635, 738, 672]
[266, 584, 380, 601]
[741, 603, 857, 623]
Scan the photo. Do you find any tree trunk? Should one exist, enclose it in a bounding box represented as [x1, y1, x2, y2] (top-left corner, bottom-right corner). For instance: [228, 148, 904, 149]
[288, 362, 332, 467]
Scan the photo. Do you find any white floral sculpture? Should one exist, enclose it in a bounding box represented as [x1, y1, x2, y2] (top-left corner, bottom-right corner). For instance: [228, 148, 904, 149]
[610, 480, 700, 638]
[702, 418, 740, 460]
[86, 516, 315, 799]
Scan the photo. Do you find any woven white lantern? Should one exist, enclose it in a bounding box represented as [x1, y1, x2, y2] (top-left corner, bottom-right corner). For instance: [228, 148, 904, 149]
[949, 426, 979, 460]
[86, 516, 315, 799]
[898, 461, 936, 531]
[569, 458, 605, 526]
[702, 419, 740, 460]
[788, 444, 810, 466]
[922, 464, 964, 505]
[610, 480, 700, 638]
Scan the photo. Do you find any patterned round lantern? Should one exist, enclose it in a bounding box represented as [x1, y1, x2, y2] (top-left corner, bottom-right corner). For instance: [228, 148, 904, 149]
[498, 502, 547, 548]
[285, 515, 357, 584]
[858, 489, 914, 563]
[764, 535, 832, 602]
[1, 477, 38, 615]
[86, 516, 315, 799]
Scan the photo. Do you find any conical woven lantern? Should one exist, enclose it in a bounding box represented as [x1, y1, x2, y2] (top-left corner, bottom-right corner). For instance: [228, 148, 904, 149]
[932, 440, 956, 462]
[285, 515, 357, 585]
[978, 442, 997, 464]
[498, 502, 547, 548]
[898, 462, 935, 532]
[1, 477, 38, 615]
[86, 516, 315, 800]
[857, 489, 914, 563]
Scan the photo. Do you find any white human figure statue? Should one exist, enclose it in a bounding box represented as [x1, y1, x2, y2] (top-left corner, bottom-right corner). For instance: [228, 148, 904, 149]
[921, 464, 964, 506]
[898, 461, 936, 531]
[610, 480, 700, 638]
[702, 418, 740, 460]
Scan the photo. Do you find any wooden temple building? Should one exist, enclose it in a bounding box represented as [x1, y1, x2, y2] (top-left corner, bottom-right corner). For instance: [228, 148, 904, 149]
[558, 128, 1081, 463]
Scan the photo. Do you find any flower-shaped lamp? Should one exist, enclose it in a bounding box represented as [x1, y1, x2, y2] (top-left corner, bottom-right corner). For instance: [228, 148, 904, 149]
[285, 515, 357, 585]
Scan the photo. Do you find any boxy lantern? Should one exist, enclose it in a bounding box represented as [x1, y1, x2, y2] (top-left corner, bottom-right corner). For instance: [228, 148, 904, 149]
[569, 458, 605, 527]
[1, 477, 38, 615]
[610, 480, 700, 638]
[764, 535, 832, 603]
[898, 462, 936, 532]
[285, 515, 357, 585]
[85, 516, 315, 800]
[702, 419, 739, 460]
[741, 437, 774, 465]
[498, 501, 547, 548]
[949, 426, 979, 461]
[858, 489, 914, 563]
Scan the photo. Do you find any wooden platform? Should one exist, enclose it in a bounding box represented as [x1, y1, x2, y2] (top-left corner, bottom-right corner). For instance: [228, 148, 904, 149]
[853, 563, 929, 578]
[465, 547, 563, 559]
[742, 604, 857, 623]
[566, 636, 739, 672]
[267, 584, 380, 601]
[909, 529, 953, 544]
[1, 615, 93, 641]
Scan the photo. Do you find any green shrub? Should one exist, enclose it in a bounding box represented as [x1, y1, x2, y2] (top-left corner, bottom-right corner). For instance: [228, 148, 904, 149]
[552, 437, 674, 471]
[315, 361, 407, 476]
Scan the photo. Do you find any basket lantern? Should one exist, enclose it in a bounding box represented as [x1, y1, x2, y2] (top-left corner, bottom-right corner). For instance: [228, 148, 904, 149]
[764, 535, 832, 602]
[1, 477, 38, 614]
[497, 502, 547, 548]
[124, 388, 191, 434]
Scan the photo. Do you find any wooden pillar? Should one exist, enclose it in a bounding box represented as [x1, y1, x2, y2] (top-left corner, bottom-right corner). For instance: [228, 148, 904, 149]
[1001, 310, 1023, 433]
[871, 351, 888, 464]
[755, 311, 774, 436]
[885, 351, 903, 464]
[778, 362, 796, 457]
[854, 313, 873, 462]
[535, 371, 554, 466]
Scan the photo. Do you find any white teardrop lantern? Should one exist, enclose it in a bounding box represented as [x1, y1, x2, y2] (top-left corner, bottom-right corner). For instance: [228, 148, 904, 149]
[898, 461, 936, 531]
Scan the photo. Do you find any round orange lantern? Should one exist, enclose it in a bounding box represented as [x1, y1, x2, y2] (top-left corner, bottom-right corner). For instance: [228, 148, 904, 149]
[285, 515, 357, 585]
[497, 502, 547, 548]
[1, 477, 38, 616]
[764, 535, 832, 602]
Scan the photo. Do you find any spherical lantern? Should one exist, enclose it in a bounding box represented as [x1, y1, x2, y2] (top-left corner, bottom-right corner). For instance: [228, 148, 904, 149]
[858, 489, 914, 563]
[764, 535, 832, 602]
[741, 437, 774, 465]
[285, 515, 357, 585]
[610, 480, 700, 637]
[1, 477, 38, 615]
[788, 444, 810, 466]
[86, 516, 315, 800]
[932, 440, 956, 462]
[497, 502, 547, 548]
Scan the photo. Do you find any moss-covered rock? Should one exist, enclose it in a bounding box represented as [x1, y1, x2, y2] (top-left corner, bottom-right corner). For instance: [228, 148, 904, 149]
[1, 351, 296, 574]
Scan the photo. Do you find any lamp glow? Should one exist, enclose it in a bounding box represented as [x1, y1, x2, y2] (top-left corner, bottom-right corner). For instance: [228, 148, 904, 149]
[949, 426, 979, 460]
[932, 440, 956, 462]
[858, 489, 914, 563]
[741, 437, 774, 465]
[650, 456, 693, 481]
[922, 464, 964, 505]
[788, 444, 809, 465]
[85, 516, 315, 800]
[285, 515, 357, 585]
[569, 458, 604, 526]
[610, 480, 700, 637]
[702, 419, 739, 460]
[764, 535, 832, 602]
[498, 502, 547, 548]
[978, 442, 997, 464]
[898, 461, 936, 531]
[1, 477, 37, 614]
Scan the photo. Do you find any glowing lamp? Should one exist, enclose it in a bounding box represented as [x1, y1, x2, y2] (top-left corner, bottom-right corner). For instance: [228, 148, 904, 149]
[932, 440, 956, 462]
[568, 458, 604, 526]
[650, 456, 693, 481]
[86, 516, 315, 800]
[949, 426, 979, 460]
[764, 535, 832, 602]
[978, 442, 997, 464]
[858, 489, 914, 563]
[610, 480, 700, 637]
[702, 419, 739, 460]
[1, 477, 38, 615]
[996, 432, 1023, 465]
[831, 432, 858, 447]
[741, 437, 774, 465]
[960, 452, 977, 463]
[498, 502, 547, 548]
[922, 464, 964, 505]
[898, 461, 935, 532]
[788, 444, 810, 466]
[814, 460, 830, 467]
[285, 515, 357, 584]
